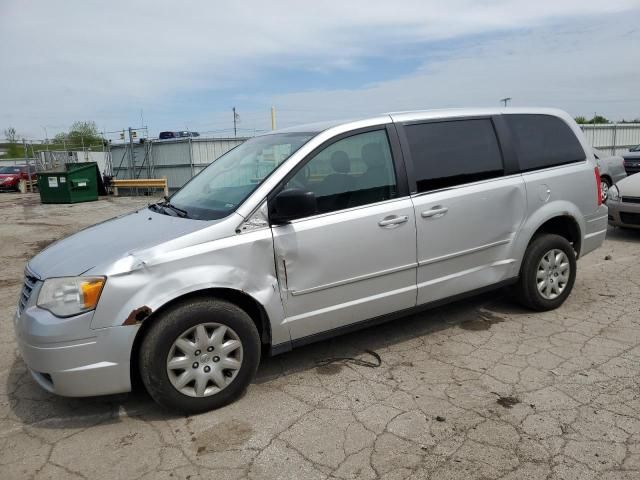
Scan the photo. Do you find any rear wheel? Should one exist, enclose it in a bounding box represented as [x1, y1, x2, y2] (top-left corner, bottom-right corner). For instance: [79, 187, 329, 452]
[515, 234, 577, 311]
[601, 177, 611, 202]
[139, 298, 260, 413]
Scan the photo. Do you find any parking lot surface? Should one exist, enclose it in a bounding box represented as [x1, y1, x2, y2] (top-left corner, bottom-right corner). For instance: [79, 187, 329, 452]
[1, 193, 639, 480]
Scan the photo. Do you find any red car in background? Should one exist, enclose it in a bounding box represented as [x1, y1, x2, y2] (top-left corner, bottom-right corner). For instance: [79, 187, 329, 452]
[0, 165, 36, 191]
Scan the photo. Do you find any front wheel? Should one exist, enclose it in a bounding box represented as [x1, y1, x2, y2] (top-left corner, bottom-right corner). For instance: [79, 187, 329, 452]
[139, 298, 261, 413]
[515, 234, 577, 311]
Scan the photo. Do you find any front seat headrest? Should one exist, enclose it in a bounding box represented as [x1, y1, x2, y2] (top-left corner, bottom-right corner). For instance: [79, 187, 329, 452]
[361, 143, 386, 168]
[330, 151, 351, 174]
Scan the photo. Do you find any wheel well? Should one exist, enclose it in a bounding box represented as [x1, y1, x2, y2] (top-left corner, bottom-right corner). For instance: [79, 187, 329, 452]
[129, 288, 271, 388]
[532, 216, 582, 256]
[601, 174, 612, 185]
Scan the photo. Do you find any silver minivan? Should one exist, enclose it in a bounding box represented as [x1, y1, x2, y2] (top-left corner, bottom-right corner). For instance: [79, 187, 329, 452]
[15, 108, 607, 412]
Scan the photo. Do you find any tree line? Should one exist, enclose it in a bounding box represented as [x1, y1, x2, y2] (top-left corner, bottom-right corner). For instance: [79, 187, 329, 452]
[2, 121, 104, 158]
[574, 115, 640, 124]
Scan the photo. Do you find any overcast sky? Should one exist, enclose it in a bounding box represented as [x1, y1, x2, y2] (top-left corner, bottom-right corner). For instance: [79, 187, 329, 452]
[1, 0, 639, 140]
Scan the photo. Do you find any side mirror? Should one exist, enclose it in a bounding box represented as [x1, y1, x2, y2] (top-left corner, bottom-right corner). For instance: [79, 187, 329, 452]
[270, 189, 317, 224]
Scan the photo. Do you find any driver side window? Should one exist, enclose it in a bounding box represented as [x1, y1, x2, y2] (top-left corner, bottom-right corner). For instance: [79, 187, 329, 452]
[285, 129, 397, 215]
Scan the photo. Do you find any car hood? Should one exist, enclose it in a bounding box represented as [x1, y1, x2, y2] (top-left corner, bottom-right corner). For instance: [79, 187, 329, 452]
[28, 208, 216, 278]
[617, 172, 640, 196]
[623, 151, 640, 160]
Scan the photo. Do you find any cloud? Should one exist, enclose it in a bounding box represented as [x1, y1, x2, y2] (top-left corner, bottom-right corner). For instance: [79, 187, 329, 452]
[1, 0, 638, 137]
[266, 13, 640, 127]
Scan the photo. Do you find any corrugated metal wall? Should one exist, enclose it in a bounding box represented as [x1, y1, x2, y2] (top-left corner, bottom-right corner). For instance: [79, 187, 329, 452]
[110, 137, 246, 191]
[580, 124, 640, 156]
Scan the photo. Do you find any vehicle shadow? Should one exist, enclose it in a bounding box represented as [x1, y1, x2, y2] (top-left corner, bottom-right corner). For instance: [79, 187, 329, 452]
[5, 288, 523, 430]
[606, 225, 640, 243]
[255, 289, 527, 384]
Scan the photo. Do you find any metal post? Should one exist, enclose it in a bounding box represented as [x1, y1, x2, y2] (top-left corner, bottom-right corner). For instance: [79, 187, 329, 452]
[22, 139, 33, 193]
[101, 136, 105, 178]
[233, 107, 237, 137]
[146, 141, 151, 179]
[148, 141, 154, 178]
[612, 123, 618, 156]
[29, 143, 38, 169]
[188, 136, 194, 178]
[43, 127, 49, 152]
[29, 142, 37, 170]
[128, 127, 135, 179]
[105, 140, 113, 177]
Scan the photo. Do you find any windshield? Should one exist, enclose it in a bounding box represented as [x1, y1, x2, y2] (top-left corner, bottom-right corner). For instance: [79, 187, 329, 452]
[0, 166, 22, 174]
[169, 132, 314, 220]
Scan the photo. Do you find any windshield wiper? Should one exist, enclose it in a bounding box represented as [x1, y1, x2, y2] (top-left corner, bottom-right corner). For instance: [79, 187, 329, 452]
[162, 200, 189, 218]
[150, 198, 190, 218]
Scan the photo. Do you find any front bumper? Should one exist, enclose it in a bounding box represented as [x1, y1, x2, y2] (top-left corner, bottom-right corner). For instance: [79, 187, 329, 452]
[607, 199, 640, 230]
[14, 303, 139, 397]
[0, 181, 19, 190]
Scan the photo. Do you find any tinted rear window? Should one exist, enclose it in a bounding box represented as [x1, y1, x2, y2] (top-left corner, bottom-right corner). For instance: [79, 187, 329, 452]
[505, 114, 585, 172]
[404, 119, 504, 193]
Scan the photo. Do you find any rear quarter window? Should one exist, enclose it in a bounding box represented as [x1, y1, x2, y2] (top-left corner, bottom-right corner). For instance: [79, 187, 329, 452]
[505, 114, 586, 172]
[404, 118, 505, 193]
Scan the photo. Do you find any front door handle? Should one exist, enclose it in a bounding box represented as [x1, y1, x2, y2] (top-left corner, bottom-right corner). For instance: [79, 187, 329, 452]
[421, 206, 449, 218]
[378, 215, 409, 228]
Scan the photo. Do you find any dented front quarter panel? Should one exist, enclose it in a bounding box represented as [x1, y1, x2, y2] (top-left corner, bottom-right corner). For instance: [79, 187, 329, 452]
[89, 212, 289, 346]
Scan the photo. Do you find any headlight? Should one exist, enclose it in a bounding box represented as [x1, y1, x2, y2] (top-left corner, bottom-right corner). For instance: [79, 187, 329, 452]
[608, 185, 620, 202]
[37, 276, 105, 317]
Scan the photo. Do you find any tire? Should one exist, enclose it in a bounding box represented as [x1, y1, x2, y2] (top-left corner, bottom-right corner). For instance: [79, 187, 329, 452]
[139, 298, 261, 414]
[601, 177, 611, 202]
[515, 234, 577, 311]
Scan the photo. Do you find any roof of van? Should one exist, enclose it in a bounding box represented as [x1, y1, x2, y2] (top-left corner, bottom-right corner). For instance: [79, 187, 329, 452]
[269, 107, 571, 135]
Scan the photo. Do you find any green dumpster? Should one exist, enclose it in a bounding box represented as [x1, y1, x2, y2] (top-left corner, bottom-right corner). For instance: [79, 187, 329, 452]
[38, 162, 99, 204]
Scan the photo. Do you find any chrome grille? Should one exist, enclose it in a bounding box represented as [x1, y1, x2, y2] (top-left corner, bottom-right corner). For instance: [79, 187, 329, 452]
[17, 270, 39, 315]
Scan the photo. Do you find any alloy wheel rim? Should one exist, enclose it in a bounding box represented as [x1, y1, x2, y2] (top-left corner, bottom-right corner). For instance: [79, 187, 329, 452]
[536, 249, 570, 300]
[166, 322, 243, 397]
[601, 181, 609, 201]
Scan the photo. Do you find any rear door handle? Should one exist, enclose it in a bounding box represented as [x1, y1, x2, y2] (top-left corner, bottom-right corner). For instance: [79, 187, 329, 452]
[421, 206, 448, 218]
[378, 215, 409, 227]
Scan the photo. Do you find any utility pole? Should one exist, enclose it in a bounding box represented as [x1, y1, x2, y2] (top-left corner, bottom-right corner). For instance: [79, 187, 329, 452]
[22, 139, 33, 193]
[271, 106, 277, 131]
[500, 97, 512, 107]
[232, 107, 238, 137]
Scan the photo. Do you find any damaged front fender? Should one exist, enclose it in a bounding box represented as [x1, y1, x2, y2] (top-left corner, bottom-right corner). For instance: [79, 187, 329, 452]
[122, 306, 152, 326]
[90, 226, 289, 347]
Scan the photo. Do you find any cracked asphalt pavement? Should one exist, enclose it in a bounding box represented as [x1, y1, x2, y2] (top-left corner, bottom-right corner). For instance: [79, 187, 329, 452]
[1, 193, 639, 479]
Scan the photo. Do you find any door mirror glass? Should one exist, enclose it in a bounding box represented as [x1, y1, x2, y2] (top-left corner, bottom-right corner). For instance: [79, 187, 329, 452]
[271, 189, 317, 224]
